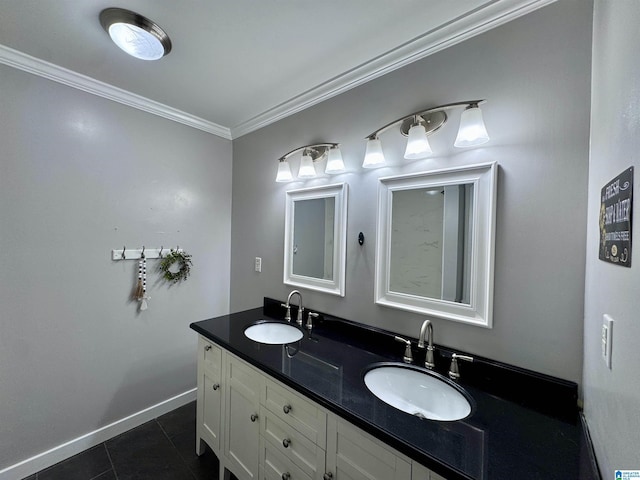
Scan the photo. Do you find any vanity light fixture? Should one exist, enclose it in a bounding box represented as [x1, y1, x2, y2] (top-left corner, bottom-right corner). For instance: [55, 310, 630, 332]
[363, 100, 489, 168]
[99, 8, 172, 60]
[275, 143, 344, 182]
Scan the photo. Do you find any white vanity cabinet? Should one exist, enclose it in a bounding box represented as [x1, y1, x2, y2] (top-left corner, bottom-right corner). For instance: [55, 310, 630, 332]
[195, 335, 447, 480]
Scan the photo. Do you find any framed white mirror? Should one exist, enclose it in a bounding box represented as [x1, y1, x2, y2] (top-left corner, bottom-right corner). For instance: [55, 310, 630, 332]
[284, 183, 348, 296]
[375, 162, 497, 327]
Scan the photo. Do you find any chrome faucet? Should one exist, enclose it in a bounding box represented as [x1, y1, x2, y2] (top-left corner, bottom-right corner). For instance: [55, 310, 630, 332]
[282, 290, 304, 325]
[417, 320, 435, 369]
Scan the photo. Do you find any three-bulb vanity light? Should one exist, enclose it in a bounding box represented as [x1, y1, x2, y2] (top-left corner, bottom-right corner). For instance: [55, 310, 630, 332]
[100, 8, 172, 60]
[276, 143, 344, 182]
[363, 100, 490, 168]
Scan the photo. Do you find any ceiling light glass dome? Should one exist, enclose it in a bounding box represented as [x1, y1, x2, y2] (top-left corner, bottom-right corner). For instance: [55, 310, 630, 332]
[100, 8, 172, 61]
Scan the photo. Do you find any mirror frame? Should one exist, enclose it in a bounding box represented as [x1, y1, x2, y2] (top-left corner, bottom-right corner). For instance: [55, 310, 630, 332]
[284, 183, 348, 297]
[375, 162, 497, 328]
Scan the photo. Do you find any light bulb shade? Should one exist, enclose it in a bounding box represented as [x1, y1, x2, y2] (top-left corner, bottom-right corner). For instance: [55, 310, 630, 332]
[362, 138, 386, 168]
[100, 8, 171, 60]
[276, 159, 293, 182]
[404, 123, 433, 159]
[454, 106, 490, 147]
[325, 147, 345, 174]
[298, 154, 317, 178]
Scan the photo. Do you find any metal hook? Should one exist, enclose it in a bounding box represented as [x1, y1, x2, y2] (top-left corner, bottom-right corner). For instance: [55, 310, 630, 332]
[122, 246, 126, 260]
[141, 246, 145, 258]
[159, 246, 163, 258]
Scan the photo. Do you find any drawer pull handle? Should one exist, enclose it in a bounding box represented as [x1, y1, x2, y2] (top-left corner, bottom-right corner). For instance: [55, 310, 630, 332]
[282, 438, 291, 448]
[204, 345, 212, 351]
[250, 413, 258, 422]
[323, 473, 333, 480]
[283, 404, 292, 414]
[282, 473, 291, 480]
[212, 383, 220, 391]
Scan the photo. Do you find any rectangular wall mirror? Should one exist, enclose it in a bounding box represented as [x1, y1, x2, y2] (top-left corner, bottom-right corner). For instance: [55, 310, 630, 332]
[284, 183, 348, 296]
[375, 162, 497, 327]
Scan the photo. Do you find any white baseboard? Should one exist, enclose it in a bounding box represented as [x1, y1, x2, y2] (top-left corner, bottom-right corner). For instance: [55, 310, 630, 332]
[0, 388, 197, 480]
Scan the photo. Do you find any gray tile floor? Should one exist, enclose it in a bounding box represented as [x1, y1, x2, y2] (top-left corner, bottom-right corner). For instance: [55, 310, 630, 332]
[22, 401, 220, 480]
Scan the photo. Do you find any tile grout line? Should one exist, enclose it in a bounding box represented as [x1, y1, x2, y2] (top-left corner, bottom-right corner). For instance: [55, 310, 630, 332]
[155, 419, 199, 480]
[88, 466, 114, 480]
[103, 441, 119, 480]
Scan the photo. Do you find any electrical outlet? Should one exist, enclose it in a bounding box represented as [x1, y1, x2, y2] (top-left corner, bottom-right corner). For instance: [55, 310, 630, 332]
[254, 257, 262, 272]
[602, 314, 614, 369]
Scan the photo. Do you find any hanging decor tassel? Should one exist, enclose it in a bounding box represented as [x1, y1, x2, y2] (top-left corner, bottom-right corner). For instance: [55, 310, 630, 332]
[139, 251, 149, 311]
[132, 249, 150, 310]
[134, 256, 144, 300]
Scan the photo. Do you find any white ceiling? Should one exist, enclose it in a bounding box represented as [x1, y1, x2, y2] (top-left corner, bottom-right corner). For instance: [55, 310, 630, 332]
[0, 0, 553, 139]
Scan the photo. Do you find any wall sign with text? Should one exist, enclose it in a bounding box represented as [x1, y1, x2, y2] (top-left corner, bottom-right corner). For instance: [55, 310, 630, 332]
[599, 167, 633, 267]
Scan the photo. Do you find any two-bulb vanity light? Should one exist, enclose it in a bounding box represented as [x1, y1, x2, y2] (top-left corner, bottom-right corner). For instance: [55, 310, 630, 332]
[276, 143, 344, 182]
[363, 100, 490, 168]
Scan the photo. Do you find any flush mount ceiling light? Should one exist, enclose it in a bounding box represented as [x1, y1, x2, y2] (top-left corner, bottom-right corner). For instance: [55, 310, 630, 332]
[363, 100, 489, 168]
[276, 143, 344, 182]
[99, 8, 172, 60]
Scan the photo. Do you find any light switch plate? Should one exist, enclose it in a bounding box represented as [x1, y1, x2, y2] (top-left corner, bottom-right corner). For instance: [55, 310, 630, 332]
[602, 314, 614, 369]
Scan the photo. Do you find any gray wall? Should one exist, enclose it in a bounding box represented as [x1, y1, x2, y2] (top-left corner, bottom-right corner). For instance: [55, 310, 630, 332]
[584, 1, 640, 475]
[230, 0, 592, 383]
[0, 64, 232, 469]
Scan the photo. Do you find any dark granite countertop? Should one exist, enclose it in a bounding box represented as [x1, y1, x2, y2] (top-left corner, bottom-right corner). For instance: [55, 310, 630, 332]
[190, 299, 599, 480]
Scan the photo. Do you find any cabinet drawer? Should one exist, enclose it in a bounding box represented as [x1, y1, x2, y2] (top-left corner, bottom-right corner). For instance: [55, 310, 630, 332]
[199, 336, 222, 374]
[260, 436, 315, 480]
[263, 378, 327, 446]
[261, 406, 325, 479]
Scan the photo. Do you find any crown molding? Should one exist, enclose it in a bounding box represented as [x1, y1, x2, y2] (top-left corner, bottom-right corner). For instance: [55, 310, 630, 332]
[0, 44, 232, 139]
[230, 0, 557, 138]
[1, 0, 554, 141]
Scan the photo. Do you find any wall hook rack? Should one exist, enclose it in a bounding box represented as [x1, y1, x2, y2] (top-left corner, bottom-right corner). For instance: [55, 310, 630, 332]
[112, 247, 183, 261]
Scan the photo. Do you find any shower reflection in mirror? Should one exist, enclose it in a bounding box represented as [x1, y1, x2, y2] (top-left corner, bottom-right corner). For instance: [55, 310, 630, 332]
[389, 183, 474, 304]
[376, 162, 497, 328]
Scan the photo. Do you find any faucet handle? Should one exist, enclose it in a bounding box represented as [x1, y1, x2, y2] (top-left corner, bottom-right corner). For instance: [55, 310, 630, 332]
[306, 312, 319, 330]
[449, 354, 473, 380]
[394, 336, 413, 363]
[281, 303, 292, 322]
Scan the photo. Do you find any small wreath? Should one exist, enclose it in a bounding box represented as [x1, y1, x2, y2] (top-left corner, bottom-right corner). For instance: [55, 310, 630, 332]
[159, 250, 193, 284]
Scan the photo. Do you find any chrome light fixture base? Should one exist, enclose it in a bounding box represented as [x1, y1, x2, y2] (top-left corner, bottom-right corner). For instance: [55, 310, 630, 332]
[399, 110, 447, 137]
[100, 8, 172, 60]
[362, 100, 488, 168]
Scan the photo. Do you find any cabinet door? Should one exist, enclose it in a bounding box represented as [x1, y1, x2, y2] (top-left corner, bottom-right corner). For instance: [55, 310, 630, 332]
[196, 337, 223, 455]
[326, 416, 411, 480]
[225, 354, 262, 480]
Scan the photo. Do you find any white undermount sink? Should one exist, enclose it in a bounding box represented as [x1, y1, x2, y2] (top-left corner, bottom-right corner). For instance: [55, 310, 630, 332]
[364, 363, 473, 421]
[244, 321, 304, 345]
